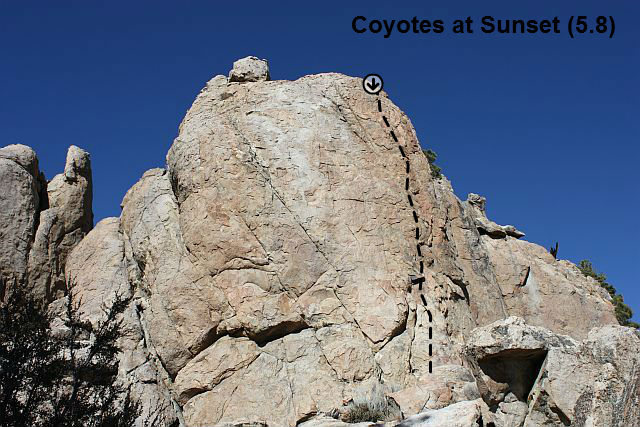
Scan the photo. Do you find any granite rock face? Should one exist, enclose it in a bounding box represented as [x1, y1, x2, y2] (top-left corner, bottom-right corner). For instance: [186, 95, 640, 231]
[464, 317, 640, 427]
[0, 144, 91, 301]
[3, 57, 638, 426]
[0, 144, 45, 294]
[28, 145, 93, 301]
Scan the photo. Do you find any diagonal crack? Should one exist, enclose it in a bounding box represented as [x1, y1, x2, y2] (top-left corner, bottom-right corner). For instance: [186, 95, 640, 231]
[225, 110, 339, 274]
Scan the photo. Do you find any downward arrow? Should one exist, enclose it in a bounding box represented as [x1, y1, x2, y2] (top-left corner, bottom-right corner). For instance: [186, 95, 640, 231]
[367, 78, 380, 91]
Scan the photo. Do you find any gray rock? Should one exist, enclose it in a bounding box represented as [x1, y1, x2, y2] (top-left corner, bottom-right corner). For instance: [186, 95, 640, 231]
[0, 143, 41, 177]
[27, 145, 93, 300]
[503, 224, 525, 238]
[465, 317, 640, 426]
[466, 193, 487, 215]
[297, 399, 486, 427]
[0, 143, 92, 301]
[228, 56, 270, 82]
[465, 193, 525, 239]
[0, 144, 45, 295]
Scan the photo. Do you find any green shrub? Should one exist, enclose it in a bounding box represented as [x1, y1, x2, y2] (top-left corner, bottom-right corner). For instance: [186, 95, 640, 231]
[0, 280, 140, 426]
[578, 260, 639, 328]
[422, 149, 442, 178]
[342, 403, 386, 423]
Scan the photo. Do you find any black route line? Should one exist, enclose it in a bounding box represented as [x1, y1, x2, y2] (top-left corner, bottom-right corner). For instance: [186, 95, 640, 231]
[375, 96, 433, 374]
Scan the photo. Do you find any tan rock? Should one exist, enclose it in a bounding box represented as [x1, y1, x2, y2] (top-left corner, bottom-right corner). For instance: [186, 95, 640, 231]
[299, 399, 487, 427]
[0, 144, 44, 291]
[228, 56, 270, 82]
[465, 316, 640, 426]
[388, 365, 480, 415]
[120, 168, 230, 375]
[27, 145, 93, 301]
[482, 237, 617, 339]
[63, 216, 179, 426]
[173, 336, 259, 404]
[65, 218, 128, 322]
[183, 352, 294, 426]
[36, 58, 630, 426]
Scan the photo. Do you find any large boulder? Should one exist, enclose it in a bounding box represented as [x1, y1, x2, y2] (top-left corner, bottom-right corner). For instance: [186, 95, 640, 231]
[0, 145, 46, 292]
[464, 317, 640, 426]
[31, 57, 633, 426]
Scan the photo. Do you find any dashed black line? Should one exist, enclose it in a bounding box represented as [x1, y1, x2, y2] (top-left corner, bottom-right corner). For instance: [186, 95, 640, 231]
[376, 95, 433, 374]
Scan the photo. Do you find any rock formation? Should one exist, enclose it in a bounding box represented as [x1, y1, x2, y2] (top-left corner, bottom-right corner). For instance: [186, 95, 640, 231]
[0, 144, 92, 301]
[0, 144, 45, 296]
[1, 56, 637, 426]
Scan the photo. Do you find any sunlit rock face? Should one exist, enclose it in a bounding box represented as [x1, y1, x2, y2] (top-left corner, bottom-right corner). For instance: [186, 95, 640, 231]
[0, 144, 92, 302]
[5, 56, 636, 427]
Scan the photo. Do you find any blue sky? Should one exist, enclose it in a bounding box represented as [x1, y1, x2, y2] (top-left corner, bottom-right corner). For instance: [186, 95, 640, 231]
[1, 1, 638, 320]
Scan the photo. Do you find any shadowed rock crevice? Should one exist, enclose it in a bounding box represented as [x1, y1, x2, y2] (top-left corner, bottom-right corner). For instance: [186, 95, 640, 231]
[477, 349, 547, 408]
[549, 403, 571, 426]
[248, 319, 310, 347]
[446, 274, 471, 305]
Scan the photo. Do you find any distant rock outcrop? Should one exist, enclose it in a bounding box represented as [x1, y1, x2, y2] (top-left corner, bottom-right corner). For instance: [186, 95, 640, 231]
[28, 145, 93, 301]
[0, 144, 45, 295]
[2, 57, 637, 427]
[0, 144, 92, 301]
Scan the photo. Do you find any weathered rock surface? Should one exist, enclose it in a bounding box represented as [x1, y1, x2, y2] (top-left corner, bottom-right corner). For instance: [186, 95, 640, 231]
[0, 145, 44, 292]
[65, 217, 180, 426]
[466, 193, 525, 239]
[4, 57, 638, 426]
[481, 235, 616, 340]
[28, 145, 93, 301]
[0, 143, 91, 300]
[464, 316, 640, 426]
[228, 56, 270, 82]
[299, 399, 487, 427]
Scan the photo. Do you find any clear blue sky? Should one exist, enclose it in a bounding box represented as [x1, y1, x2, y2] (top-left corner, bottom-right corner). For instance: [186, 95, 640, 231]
[1, 1, 638, 321]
